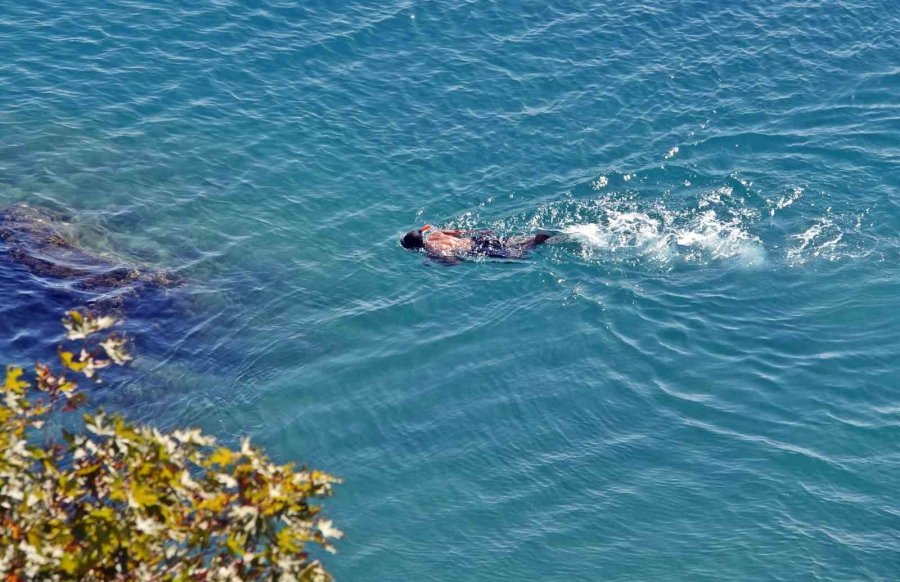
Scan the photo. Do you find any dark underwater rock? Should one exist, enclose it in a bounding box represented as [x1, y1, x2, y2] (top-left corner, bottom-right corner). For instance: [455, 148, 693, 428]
[0, 203, 181, 295]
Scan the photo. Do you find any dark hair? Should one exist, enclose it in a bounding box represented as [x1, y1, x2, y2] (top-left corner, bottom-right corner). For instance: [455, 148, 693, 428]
[400, 230, 424, 250]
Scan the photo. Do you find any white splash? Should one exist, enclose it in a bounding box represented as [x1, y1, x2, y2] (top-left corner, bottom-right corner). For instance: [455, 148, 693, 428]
[564, 212, 673, 263]
[787, 216, 844, 265]
[768, 186, 803, 217]
[676, 210, 766, 266]
[664, 146, 679, 160]
[561, 204, 764, 267]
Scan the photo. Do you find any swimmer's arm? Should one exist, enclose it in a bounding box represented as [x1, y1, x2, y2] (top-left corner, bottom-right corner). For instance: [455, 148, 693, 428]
[437, 229, 494, 237]
[437, 229, 468, 237]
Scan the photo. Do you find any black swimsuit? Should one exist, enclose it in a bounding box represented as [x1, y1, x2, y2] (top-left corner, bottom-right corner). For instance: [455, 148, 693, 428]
[469, 236, 515, 258]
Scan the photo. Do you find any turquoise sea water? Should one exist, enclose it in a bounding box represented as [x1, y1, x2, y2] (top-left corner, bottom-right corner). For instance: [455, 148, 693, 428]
[2, 0, 900, 578]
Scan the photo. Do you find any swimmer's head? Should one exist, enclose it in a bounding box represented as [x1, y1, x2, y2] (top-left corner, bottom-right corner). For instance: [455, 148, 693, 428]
[400, 230, 425, 250]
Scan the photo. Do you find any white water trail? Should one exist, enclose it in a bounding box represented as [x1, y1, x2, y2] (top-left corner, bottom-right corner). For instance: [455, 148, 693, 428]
[560, 202, 765, 267]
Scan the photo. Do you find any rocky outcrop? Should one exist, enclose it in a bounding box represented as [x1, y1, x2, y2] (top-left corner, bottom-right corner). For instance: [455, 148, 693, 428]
[0, 203, 181, 292]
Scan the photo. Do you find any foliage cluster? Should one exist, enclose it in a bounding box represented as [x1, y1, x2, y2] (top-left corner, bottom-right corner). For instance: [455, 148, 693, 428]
[1, 312, 341, 580]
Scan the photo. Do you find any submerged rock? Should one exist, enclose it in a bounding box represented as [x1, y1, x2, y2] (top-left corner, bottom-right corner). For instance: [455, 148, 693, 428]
[0, 203, 181, 296]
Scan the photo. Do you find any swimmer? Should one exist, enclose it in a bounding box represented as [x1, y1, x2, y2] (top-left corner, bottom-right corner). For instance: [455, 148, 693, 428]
[400, 224, 554, 262]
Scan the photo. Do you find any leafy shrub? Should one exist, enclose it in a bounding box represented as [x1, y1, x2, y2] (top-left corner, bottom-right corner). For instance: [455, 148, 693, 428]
[1, 311, 341, 580]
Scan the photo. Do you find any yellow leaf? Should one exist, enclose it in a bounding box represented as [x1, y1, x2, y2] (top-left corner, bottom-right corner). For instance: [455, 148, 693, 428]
[225, 533, 245, 556]
[59, 351, 86, 373]
[61, 553, 79, 575]
[109, 484, 127, 503]
[91, 506, 115, 522]
[208, 447, 233, 467]
[198, 493, 229, 513]
[4, 365, 29, 394]
[76, 462, 101, 478]
[130, 483, 159, 507]
[276, 527, 300, 553]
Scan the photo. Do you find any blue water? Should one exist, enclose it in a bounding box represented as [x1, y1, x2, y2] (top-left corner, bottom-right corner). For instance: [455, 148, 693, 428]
[2, 0, 900, 578]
